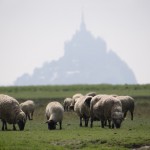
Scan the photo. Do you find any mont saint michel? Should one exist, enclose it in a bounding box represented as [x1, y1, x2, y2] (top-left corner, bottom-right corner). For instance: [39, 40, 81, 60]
[14, 17, 137, 85]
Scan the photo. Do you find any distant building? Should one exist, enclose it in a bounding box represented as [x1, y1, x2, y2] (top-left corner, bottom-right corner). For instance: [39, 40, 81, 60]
[14, 16, 137, 85]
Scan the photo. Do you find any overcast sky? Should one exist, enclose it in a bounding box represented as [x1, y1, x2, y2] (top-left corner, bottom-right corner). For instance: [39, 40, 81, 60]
[0, 0, 150, 86]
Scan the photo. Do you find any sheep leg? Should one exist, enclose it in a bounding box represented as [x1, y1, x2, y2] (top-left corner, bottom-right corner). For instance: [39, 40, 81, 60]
[13, 124, 16, 131]
[85, 117, 89, 127]
[67, 106, 69, 111]
[108, 120, 111, 128]
[111, 123, 114, 129]
[101, 121, 104, 128]
[130, 111, 133, 120]
[2, 120, 7, 131]
[90, 118, 93, 128]
[101, 120, 105, 128]
[104, 120, 107, 126]
[2, 123, 4, 130]
[123, 111, 127, 119]
[101, 116, 105, 128]
[59, 121, 62, 130]
[31, 112, 34, 120]
[80, 117, 82, 127]
[4, 121, 7, 130]
[27, 114, 31, 120]
[87, 118, 89, 127]
[64, 106, 66, 111]
[25, 113, 28, 120]
[2, 123, 4, 131]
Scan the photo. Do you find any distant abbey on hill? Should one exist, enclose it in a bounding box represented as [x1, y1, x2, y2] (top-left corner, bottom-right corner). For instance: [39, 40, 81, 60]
[14, 16, 137, 85]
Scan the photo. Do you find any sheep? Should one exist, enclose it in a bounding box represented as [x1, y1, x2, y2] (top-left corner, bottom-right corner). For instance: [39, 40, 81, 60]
[63, 98, 73, 111]
[70, 93, 83, 110]
[72, 93, 83, 100]
[86, 92, 96, 97]
[91, 96, 124, 129]
[45, 101, 64, 130]
[74, 96, 93, 127]
[0, 94, 26, 131]
[20, 100, 35, 120]
[90, 94, 110, 127]
[116, 96, 134, 120]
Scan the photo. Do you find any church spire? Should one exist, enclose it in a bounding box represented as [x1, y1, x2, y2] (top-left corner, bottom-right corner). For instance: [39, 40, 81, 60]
[80, 11, 86, 31]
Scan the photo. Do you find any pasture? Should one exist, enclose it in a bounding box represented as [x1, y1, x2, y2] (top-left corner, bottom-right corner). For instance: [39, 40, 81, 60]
[0, 84, 150, 149]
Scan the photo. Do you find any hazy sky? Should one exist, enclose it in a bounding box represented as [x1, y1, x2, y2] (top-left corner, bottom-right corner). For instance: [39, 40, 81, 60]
[0, 0, 150, 86]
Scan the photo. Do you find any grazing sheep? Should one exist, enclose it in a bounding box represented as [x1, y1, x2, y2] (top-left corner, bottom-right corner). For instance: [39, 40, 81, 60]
[63, 98, 73, 111]
[20, 100, 35, 120]
[116, 96, 134, 120]
[90, 94, 110, 127]
[45, 101, 64, 130]
[0, 94, 26, 131]
[70, 93, 83, 110]
[91, 96, 124, 129]
[74, 96, 93, 127]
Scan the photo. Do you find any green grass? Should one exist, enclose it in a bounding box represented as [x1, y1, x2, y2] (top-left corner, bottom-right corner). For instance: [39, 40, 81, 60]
[0, 84, 150, 101]
[0, 84, 150, 149]
[0, 112, 150, 150]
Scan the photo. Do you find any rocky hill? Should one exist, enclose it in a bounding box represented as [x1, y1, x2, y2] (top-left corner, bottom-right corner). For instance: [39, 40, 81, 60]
[14, 18, 137, 85]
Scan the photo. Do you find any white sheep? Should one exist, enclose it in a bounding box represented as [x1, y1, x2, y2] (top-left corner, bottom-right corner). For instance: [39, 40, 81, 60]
[74, 96, 93, 127]
[91, 96, 124, 129]
[90, 94, 110, 127]
[72, 93, 83, 100]
[45, 101, 64, 130]
[0, 94, 26, 131]
[70, 93, 83, 110]
[20, 100, 35, 120]
[116, 96, 134, 120]
[63, 98, 73, 111]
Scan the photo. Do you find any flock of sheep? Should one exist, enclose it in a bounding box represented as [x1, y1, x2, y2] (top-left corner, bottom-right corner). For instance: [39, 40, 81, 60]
[64, 92, 134, 129]
[0, 92, 134, 131]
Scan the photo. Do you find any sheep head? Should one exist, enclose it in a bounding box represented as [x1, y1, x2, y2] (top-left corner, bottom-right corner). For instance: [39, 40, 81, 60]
[111, 112, 124, 128]
[46, 120, 57, 130]
[84, 96, 93, 108]
[16, 111, 26, 131]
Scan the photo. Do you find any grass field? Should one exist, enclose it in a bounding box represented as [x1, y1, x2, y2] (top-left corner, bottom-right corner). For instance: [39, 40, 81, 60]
[0, 84, 150, 150]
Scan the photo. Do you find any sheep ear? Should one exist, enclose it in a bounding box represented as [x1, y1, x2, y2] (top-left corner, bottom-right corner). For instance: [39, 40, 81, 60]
[84, 96, 92, 107]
